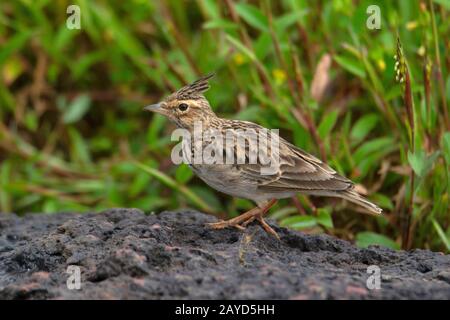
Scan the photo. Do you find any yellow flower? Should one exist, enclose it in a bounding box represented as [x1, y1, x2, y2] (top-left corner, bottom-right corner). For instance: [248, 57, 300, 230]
[417, 46, 426, 57]
[272, 68, 286, 84]
[3, 57, 23, 85]
[233, 53, 245, 66]
[406, 21, 418, 30]
[377, 59, 386, 71]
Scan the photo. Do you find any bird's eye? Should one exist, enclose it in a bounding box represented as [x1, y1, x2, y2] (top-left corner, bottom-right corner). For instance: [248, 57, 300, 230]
[178, 103, 189, 111]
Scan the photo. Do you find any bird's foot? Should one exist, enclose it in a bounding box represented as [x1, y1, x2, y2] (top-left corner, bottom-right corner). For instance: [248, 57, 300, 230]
[239, 214, 280, 239]
[255, 215, 280, 240]
[206, 200, 280, 239]
[206, 214, 280, 240]
[206, 219, 246, 231]
[206, 207, 261, 231]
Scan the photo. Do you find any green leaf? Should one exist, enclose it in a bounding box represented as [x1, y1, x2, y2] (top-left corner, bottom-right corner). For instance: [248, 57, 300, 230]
[274, 10, 308, 33]
[54, 25, 77, 52]
[408, 150, 440, 177]
[0, 161, 12, 212]
[175, 163, 194, 184]
[147, 114, 167, 149]
[356, 232, 400, 250]
[190, 186, 223, 212]
[361, 54, 383, 93]
[203, 19, 238, 30]
[24, 111, 38, 132]
[71, 179, 105, 192]
[353, 137, 394, 163]
[442, 132, 450, 164]
[234, 3, 268, 31]
[43, 199, 58, 213]
[72, 51, 105, 79]
[132, 196, 168, 212]
[351, 114, 378, 143]
[269, 207, 298, 220]
[62, 94, 91, 124]
[0, 30, 32, 66]
[201, 0, 220, 19]
[234, 198, 254, 210]
[318, 110, 339, 139]
[432, 219, 450, 251]
[134, 162, 213, 213]
[280, 215, 317, 229]
[235, 106, 261, 121]
[371, 193, 394, 210]
[225, 34, 257, 62]
[334, 55, 366, 78]
[129, 173, 151, 197]
[90, 4, 155, 81]
[432, 0, 450, 10]
[316, 208, 333, 228]
[68, 127, 91, 165]
[446, 76, 450, 102]
[254, 32, 272, 60]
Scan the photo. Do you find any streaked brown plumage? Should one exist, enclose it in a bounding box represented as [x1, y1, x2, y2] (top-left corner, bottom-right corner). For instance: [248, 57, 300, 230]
[144, 74, 382, 239]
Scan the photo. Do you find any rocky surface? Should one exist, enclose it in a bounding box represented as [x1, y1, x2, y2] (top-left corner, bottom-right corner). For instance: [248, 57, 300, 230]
[0, 208, 449, 299]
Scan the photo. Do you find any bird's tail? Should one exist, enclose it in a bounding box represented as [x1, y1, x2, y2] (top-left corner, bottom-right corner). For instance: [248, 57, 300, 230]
[334, 189, 382, 215]
[322, 190, 383, 215]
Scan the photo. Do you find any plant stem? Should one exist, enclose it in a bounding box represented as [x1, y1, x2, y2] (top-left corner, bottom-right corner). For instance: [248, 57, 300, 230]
[223, 0, 275, 100]
[160, 3, 202, 76]
[429, 0, 449, 130]
[290, 48, 327, 160]
[265, 1, 326, 160]
[403, 69, 415, 250]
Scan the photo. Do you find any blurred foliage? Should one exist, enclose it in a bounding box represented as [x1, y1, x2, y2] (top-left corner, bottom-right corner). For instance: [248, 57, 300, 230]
[0, 0, 449, 251]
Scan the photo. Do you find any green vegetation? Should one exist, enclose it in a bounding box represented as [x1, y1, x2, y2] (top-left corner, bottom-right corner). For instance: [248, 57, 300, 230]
[0, 0, 449, 251]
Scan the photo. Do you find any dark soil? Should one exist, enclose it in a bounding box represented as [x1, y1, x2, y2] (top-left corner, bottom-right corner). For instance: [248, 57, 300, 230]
[0, 209, 449, 299]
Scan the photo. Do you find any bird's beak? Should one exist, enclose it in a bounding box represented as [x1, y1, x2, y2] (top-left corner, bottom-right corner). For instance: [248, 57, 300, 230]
[143, 103, 162, 113]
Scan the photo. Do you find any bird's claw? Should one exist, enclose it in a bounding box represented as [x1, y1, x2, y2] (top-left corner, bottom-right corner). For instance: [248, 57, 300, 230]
[256, 215, 280, 240]
[206, 214, 279, 240]
[206, 220, 245, 230]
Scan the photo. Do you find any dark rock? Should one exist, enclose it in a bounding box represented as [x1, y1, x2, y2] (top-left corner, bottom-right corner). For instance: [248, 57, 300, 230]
[0, 209, 449, 299]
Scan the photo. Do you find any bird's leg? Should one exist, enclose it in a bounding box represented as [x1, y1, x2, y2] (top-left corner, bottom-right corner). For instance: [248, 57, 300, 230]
[241, 216, 256, 227]
[241, 199, 276, 227]
[252, 199, 279, 239]
[207, 199, 280, 239]
[206, 206, 261, 230]
[256, 215, 279, 240]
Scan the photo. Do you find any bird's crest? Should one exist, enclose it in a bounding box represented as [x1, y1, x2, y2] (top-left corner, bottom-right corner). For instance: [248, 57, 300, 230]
[172, 73, 215, 100]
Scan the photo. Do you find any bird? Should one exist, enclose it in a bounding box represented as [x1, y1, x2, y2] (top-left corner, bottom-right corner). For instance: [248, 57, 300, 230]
[144, 74, 382, 239]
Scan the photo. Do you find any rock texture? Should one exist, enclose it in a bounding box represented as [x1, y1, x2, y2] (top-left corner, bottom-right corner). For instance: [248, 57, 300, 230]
[0, 209, 449, 299]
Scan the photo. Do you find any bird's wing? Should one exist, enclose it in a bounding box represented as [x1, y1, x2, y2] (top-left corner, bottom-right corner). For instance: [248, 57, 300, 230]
[257, 137, 353, 192]
[225, 121, 353, 192]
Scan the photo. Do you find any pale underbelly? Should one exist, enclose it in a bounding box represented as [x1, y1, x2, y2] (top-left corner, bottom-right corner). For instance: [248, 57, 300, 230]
[189, 164, 296, 203]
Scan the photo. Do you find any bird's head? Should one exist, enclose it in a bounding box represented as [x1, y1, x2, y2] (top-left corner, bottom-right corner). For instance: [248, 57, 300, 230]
[144, 74, 217, 130]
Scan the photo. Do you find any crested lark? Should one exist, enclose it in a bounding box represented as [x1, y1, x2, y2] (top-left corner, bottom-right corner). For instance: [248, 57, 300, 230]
[144, 74, 382, 239]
